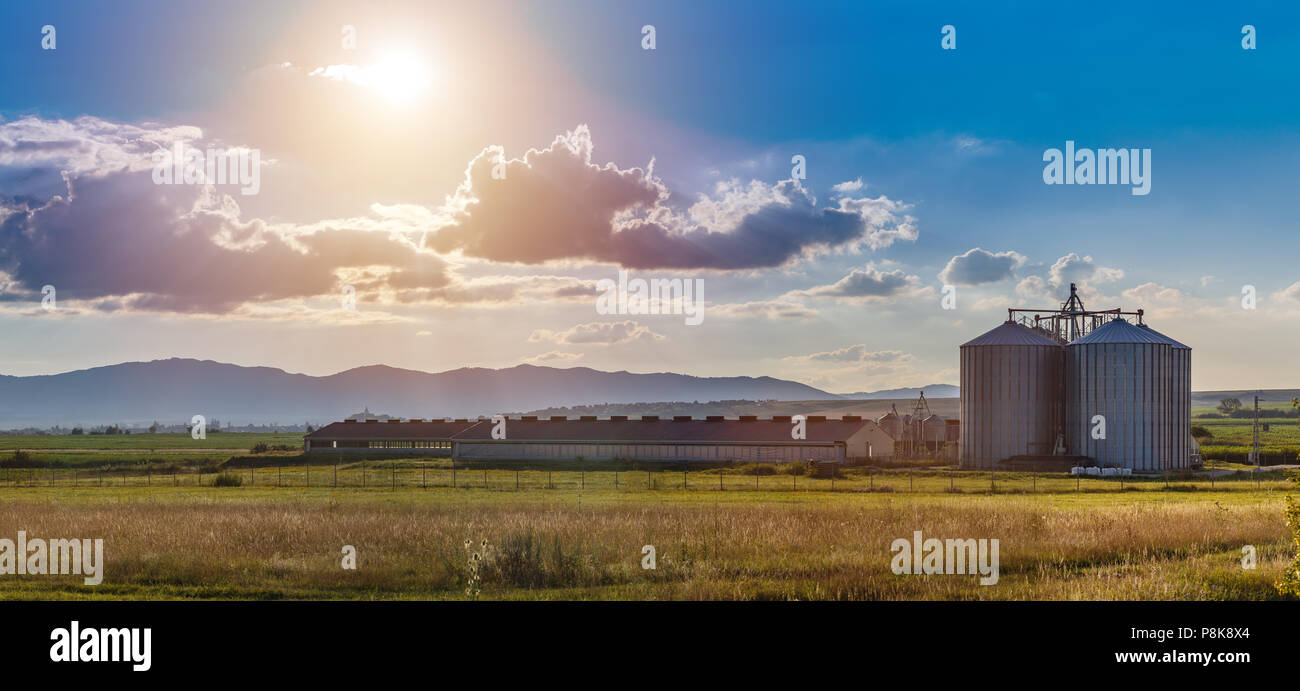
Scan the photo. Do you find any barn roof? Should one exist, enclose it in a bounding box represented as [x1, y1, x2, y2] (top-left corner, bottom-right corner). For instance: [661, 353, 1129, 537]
[308, 419, 477, 440]
[308, 417, 874, 444]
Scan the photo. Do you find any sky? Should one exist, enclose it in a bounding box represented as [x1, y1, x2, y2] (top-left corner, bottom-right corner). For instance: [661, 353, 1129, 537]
[1, 0, 1297, 392]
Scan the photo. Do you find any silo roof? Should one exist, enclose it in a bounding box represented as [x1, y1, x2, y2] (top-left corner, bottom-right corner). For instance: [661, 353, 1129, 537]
[960, 321, 1061, 347]
[1069, 318, 1169, 346]
[1136, 323, 1190, 349]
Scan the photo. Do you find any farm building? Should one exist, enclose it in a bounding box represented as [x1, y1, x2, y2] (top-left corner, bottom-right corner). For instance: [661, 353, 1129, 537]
[960, 283, 1195, 472]
[305, 414, 898, 464]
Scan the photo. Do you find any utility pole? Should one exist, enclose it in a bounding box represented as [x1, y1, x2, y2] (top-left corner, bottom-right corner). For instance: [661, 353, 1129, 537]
[1251, 394, 1261, 466]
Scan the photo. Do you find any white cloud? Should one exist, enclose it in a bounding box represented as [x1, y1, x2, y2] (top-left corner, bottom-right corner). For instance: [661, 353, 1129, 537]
[938, 247, 1026, 286]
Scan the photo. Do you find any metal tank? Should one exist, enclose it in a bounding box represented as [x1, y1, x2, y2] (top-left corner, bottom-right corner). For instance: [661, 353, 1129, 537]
[1066, 318, 1172, 471]
[1137, 324, 1192, 470]
[959, 322, 1065, 468]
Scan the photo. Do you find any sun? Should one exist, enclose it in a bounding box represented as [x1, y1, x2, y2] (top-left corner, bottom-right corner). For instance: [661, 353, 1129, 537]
[363, 51, 433, 103]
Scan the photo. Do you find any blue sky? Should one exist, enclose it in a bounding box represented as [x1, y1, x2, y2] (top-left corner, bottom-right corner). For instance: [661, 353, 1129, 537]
[0, 0, 1297, 391]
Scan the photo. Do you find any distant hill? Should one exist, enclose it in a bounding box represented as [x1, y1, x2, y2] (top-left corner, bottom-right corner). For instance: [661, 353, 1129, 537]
[836, 384, 959, 399]
[525, 398, 961, 420]
[0, 358, 842, 427]
[1191, 390, 1300, 408]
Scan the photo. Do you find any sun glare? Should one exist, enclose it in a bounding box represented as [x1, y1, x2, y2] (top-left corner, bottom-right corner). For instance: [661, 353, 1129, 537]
[363, 51, 433, 103]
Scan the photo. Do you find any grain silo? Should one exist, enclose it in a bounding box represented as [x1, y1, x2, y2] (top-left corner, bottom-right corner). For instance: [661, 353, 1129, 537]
[959, 322, 1064, 468]
[1066, 318, 1172, 471]
[1137, 324, 1192, 469]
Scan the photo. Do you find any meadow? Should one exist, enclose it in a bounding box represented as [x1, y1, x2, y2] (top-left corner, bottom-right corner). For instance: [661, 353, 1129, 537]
[0, 473, 1295, 601]
[1, 432, 1297, 602]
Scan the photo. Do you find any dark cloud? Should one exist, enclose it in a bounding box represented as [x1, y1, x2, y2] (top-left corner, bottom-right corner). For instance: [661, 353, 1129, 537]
[429, 126, 916, 270]
[0, 166, 450, 313]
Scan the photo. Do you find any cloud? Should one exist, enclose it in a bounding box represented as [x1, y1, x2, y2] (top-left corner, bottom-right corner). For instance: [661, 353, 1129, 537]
[428, 125, 917, 269]
[1047, 252, 1123, 288]
[523, 350, 584, 363]
[784, 345, 914, 365]
[528, 320, 665, 345]
[786, 265, 924, 301]
[830, 178, 864, 193]
[938, 247, 1026, 286]
[1015, 275, 1051, 300]
[1200, 275, 1220, 288]
[709, 299, 818, 320]
[1271, 281, 1300, 303]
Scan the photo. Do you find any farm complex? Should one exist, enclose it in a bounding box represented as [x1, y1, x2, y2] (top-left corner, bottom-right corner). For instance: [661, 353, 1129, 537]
[306, 285, 1195, 473]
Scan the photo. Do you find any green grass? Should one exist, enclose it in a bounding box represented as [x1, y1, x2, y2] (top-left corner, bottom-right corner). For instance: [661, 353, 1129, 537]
[0, 432, 303, 450]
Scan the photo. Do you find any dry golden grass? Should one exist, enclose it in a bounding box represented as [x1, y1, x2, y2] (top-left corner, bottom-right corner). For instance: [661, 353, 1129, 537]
[0, 486, 1291, 600]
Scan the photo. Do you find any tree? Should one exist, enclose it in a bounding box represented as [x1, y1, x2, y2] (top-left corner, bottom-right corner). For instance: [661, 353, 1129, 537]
[1217, 397, 1243, 416]
[1190, 425, 1213, 439]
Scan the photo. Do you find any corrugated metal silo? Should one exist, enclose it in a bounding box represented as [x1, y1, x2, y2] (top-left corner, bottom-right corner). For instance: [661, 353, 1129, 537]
[876, 411, 902, 439]
[1138, 324, 1192, 469]
[1066, 319, 1172, 470]
[959, 322, 1064, 468]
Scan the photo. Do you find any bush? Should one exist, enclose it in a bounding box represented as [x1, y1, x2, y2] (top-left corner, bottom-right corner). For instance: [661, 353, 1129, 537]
[250, 442, 270, 454]
[211, 472, 244, 487]
[1278, 475, 1300, 598]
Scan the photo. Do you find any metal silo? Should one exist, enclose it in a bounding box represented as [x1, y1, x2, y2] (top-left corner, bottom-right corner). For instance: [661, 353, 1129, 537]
[1138, 324, 1192, 469]
[959, 322, 1064, 469]
[1066, 319, 1172, 471]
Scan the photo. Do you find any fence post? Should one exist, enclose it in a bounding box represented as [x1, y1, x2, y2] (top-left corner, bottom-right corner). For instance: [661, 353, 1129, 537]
[422, 464, 426, 489]
[279, 463, 283, 487]
[516, 469, 520, 491]
[909, 468, 913, 492]
[683, 469, 687, 490]
[452, 460, 456, 488]
[306, 461, 309, 488]
[483, 469, 487, 489]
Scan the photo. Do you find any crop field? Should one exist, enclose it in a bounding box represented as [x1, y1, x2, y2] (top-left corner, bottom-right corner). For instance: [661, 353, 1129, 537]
[1192, 404, 1300, 464]
[0, 470, 1295, 601]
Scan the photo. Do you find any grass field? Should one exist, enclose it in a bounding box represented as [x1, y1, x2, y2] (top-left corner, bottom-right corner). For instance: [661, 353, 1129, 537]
[0, 432, 303, 451]
[0, 474, 1295, 601]
[2, 432, 1297, 601]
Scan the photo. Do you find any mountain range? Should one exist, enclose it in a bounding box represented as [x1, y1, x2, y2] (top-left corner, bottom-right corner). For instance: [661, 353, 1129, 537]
[0, 358, 960, 427]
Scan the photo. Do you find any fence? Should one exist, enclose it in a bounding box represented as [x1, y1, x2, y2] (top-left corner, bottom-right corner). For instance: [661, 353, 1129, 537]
[0, 462, 1291, 494]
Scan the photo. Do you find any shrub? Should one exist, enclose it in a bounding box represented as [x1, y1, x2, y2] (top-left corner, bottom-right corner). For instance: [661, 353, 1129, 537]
[1279, 474, 1300, 598]
[250, 442, 270, 454]
[211, 472, 244, 487]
